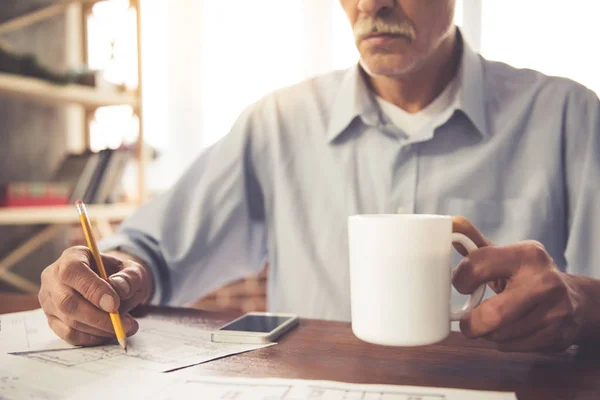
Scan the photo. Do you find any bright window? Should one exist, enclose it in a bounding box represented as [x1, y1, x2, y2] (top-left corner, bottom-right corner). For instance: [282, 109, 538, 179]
[86, 0, 139, 152]
[479, 0, 600, 96]
[87, 0, 168, 153]
[199, 0, 305, 149]
[331, 1, 359, 70]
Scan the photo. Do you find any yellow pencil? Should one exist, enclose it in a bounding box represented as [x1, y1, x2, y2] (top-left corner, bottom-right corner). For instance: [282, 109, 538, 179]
[75, 200, 127, 352]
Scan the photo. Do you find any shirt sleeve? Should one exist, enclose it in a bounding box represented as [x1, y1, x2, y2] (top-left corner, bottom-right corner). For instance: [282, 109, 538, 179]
[564, 87, 600, 278]
[98, 103, 268, 306]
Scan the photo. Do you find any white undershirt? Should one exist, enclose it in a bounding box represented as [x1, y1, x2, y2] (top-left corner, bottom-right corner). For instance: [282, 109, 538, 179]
[375, 76, 460, 139]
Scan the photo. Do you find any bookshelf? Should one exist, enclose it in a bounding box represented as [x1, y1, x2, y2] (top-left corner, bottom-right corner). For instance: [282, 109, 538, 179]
[0, 0, 106, 36]
[0, 204, 137, 225]
[0, 0, 146, 201]
[0, 72, 140, 109]
[0, 0, 146, 293]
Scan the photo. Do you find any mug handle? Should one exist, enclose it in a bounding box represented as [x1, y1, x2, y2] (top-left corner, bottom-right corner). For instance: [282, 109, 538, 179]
[450, 232, 486, 321]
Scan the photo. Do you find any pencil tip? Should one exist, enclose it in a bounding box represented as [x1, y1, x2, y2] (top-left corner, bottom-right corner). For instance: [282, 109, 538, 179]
[118, 337, 127, 352]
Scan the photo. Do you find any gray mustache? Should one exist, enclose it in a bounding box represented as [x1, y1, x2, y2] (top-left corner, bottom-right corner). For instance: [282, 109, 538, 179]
[353, 18, 416, 41]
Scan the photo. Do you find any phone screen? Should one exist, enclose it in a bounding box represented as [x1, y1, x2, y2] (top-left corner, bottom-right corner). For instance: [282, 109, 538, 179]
[219, 315, 293, 333]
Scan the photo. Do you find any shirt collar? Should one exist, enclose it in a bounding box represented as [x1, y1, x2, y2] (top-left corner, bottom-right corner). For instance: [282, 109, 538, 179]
[326, 65, 381, 143]
[455, 29, 489, 138]
[326, 27, 489, 143]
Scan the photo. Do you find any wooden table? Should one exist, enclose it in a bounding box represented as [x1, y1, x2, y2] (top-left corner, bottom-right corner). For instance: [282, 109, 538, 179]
[0, 293, 40, 314]
[3, 294, 600, 399]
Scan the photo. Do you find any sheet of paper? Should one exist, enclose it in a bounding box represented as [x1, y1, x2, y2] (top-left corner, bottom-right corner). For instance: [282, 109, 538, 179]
[0, 353, 107, 400]
[14, 318, 274, 373]
[0, 353, 173, 400]
[0, 308, 76, 353]
[0, 361, 518, 400]
[145, 375, 518, 400]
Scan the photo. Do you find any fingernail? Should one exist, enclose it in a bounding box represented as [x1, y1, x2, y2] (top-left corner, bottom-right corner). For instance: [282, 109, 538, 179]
[99, 294, 116, 312]
[111, 276, 131, 296]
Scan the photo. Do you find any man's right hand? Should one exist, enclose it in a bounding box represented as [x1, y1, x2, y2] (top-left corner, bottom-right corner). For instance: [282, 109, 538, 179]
[38, 246, 152, 346]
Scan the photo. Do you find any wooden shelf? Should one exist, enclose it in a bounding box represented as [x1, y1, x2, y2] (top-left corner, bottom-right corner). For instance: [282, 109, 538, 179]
[0, 73, 140, 109]
[0, 0, 105, 35]
[0, 0, 147, 294]
[0, 203, 137, 225]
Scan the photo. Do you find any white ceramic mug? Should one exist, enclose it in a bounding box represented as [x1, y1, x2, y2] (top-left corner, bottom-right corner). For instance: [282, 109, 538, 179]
[348, 214, 486, 346]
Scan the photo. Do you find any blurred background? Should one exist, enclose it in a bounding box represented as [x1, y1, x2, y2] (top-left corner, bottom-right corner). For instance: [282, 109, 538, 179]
[1, 0, 599, 313]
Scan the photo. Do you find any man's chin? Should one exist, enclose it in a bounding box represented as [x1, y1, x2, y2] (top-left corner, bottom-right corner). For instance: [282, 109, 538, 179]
[359, 55, 418, 78]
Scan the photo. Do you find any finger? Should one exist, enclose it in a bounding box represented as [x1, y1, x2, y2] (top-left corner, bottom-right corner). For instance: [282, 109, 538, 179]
[452, 216, 492, 256]
[58, 247, 120, 313]
[484, 302, 551, 343]
[50, 286, 112, 333]
[122, 313, 140, 337]
[108, 260, 147, 301]
[63, 313, 138, 338]
[460, 286, 547, 339]
[452, 244, 524, 295]
[109, 262, 151, 314]
[58, 316, 115, 338]
[485, 288, 577, 344]
[50, 286, 137, 335]
[47, 315, 109, 346]
[497, 322, 569, 353]
[102, 253, 127, 276]
[37, 284, 52, 313]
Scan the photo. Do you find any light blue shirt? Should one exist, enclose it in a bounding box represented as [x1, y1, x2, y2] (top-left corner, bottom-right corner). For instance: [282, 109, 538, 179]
[99, 33, 600, 321]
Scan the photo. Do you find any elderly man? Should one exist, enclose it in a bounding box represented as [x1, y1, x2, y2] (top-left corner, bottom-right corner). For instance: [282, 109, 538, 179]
[38, 0, 599, 353]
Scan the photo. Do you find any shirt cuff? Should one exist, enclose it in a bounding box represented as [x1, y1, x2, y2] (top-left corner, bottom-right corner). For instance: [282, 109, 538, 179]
[98, 233, 170, 306]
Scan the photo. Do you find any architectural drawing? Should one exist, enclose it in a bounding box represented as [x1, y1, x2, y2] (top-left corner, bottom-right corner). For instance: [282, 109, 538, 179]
[146, 376, 516, 400]
[151, 379, 446, 400]
[17, 318, 273, 373]
[0, 375, 61, 400]
[0, 309, 76, 354]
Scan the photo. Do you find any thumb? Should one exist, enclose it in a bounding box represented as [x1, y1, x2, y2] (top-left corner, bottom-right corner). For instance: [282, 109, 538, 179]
[451, 216, 506, 294]
[452, 215, 492, 256]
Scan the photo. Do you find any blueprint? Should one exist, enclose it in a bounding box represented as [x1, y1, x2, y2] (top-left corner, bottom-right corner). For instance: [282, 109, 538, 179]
[0, 309, 76, 354]
[0, 366, 517, 400]
[145, 375, 518, 400]
[16, 318, 274, 373]
[0, 353, 171, 400]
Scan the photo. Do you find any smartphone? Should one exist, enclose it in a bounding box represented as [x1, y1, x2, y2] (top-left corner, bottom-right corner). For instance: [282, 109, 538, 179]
[210, 312, 299, 344]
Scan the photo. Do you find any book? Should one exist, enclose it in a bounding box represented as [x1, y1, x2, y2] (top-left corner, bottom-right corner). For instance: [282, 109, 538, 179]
[53, 148, 130, 205]
[94, 149, 131, 204]
[82, 149, 112, 203]
[0, 182, 70, 207]
[53, 151, 100, 203]
[0, 148, 132, 208]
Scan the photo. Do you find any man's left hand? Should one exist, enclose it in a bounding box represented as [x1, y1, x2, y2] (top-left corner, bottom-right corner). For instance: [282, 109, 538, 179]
[452, 217, 588, 353]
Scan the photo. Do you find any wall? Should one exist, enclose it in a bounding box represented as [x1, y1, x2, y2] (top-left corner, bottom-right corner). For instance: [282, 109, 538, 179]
[0, 0, 69, 292]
